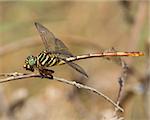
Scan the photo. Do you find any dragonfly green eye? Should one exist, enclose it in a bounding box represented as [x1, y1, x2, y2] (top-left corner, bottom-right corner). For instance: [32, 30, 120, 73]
[27, 56, 37, 66]
[24, 56, 37, 72]
[28, 58, 36, 66]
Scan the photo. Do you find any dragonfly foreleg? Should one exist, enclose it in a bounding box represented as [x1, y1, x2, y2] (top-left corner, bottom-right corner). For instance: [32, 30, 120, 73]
[38, 67, 54, 79]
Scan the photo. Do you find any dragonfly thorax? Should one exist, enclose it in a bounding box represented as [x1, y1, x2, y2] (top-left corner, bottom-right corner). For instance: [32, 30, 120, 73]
[37, 51, 61, 67]
[23, 55, 37, 72]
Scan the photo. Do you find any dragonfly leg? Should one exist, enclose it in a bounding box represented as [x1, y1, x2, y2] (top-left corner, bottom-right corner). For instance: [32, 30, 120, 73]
[39, 68, 54, 79]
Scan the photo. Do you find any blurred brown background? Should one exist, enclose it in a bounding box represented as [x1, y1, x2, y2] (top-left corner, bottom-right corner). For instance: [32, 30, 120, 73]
[0, 1, 148, 120]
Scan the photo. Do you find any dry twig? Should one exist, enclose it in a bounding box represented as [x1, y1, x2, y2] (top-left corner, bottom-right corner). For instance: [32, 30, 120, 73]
[0, 72, 124, 112]
[116, 60, 128, 107]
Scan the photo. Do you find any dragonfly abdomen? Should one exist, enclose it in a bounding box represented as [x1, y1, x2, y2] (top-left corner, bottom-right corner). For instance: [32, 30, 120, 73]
[38, 52, 60, 67]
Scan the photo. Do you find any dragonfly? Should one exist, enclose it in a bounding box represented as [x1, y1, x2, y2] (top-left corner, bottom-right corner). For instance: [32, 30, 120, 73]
[24, 22, 89, 78]
[23, 22, 144, 79]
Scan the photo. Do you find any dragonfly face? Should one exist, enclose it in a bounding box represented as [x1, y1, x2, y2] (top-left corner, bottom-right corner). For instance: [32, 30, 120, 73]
[24, 55, 37, 72]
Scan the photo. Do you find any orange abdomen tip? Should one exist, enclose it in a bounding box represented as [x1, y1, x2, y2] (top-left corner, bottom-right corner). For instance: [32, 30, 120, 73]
[130, 52, 144, 56]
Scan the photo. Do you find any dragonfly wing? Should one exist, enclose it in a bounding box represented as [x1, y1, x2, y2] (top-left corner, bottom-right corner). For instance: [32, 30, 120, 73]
[55, 38, 74, 57]
[35, 22, 56, 51]
[35, 22, 74, 57]
[61, 58, 88, 78]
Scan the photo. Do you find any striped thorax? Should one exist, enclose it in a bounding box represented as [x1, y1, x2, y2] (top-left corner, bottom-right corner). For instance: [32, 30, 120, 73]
[37, 51, 61, 67]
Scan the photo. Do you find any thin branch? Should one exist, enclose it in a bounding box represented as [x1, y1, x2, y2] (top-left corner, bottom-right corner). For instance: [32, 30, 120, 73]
[115, 60, 128, 114]
[0, 72, 124, 112]
[107, 49, 129, 116]
[117, 61, 128, 103]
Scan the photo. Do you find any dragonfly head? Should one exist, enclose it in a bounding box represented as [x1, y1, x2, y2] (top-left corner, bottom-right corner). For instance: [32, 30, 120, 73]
[23, 55, 37, 72]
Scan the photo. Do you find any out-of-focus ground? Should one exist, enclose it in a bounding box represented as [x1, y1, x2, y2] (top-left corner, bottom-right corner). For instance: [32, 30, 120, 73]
[0, 1, 149, 120]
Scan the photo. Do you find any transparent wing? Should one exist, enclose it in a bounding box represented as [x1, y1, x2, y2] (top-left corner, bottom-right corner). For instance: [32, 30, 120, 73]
[35, 22, 55, 51]
[61, 58, 88, 78]
[55, 38, 74, 57]
[34, 22, 73, 57]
